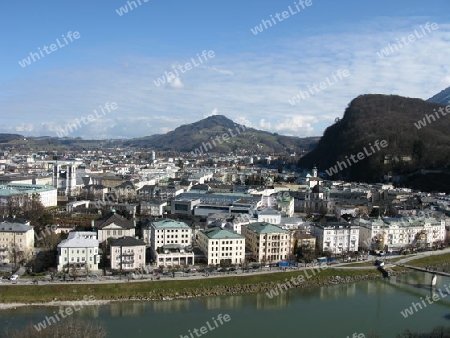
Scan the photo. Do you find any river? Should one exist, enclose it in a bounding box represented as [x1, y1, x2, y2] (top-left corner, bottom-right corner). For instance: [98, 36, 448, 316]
[2, 272, 450, 337]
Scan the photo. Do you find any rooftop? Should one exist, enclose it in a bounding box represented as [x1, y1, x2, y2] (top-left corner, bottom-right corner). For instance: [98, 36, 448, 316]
[152, 219, 191, 229]
[200, 227, 244, 239]
[245, 222, 290, 234]
[110, 236, 145, 247]
[0, 222, 33, 233]
[94, 212, 134, 230]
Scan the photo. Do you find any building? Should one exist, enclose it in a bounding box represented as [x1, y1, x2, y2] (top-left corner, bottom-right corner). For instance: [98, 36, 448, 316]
[110, 236, 146, 271]
[171, 198, 201, 215]
[295, 185, 334, 214]
[294, 232, 316, 253]
[197, 227, 245, 266]
[242, 222, 292, 263]
[257, 209, 282, 224]
[93, 212, 136, 243]
[139, 199, 167, 217]
[0, 222, 35, 264]
[0, 183, 57, 207]
[354, 216, 446, 252]
[276, 196, 295, 217]
[57, 232, 100, 272]
[146, 219, 194, 267]
[312, 222, 359, 254]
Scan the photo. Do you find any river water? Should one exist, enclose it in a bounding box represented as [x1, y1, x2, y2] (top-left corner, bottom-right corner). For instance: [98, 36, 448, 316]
[2, 272, 450, 337]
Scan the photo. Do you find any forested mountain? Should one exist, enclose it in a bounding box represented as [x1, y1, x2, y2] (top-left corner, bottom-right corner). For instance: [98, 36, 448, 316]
[299, 94, 450, 183]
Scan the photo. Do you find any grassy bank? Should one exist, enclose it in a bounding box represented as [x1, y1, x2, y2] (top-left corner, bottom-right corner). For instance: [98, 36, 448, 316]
[406, 252, 450, 267]
[0, 268, 381, 304]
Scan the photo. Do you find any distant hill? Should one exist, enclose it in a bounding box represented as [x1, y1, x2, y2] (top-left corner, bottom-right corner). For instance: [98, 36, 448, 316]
[428, 86, 450, 105]
[122, 115, 320, 154]
[0, 134, 25, 143]
[299, 94, 450, 184]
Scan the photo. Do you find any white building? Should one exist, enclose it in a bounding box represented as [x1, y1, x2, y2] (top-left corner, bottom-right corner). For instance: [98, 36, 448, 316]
[110, 236, 146, 271]
[354, 216, 446, 251]
[257, 209, 282, 225]
[57, 232, 100, 272]
[0, 183, 57, 207]
[0, 223, 35, 264]
[242, 222, 292, 263]
[197, 227, 245, 266]
[312, 222, 359, 254]
[147, 219, 194, 267]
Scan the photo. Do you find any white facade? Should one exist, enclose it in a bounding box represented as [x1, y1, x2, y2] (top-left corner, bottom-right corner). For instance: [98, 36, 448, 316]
[148, 219, 194, 267]
[197, 228, 245, 265]
[354, 216, 446, 251]
[257, 209, 282, 224]
[0, 183, 57, 207]
[57, 232, 100, 272]
[313, 222, 360, 253]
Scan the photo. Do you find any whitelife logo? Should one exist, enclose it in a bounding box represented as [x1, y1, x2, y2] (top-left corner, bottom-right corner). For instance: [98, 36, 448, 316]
[250, 0, 313, 35]
[325, 140, 388, 177]
[180, 314, 231, 338]
[56, 102, 118, 137]
[115, 0, 149, 16]
[288, 69, 350, 106]
[400, 283, 450, 318]
[153, 50, 215, 87]
[18, 31, 81, 68]
[377, 22, 438, 58]
[414, 104, 450, 130]
[190, 124, 246, 156]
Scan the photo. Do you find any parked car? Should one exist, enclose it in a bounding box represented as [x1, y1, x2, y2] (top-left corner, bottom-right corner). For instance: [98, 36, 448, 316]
[9, 274, 19, 281]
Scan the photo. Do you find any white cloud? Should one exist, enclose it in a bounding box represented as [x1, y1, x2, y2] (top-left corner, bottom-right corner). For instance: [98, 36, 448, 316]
[203, 108, 219, 118]
[1, 18, 449, 139]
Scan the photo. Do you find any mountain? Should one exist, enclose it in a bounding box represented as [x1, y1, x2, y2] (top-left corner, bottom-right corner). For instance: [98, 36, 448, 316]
[428, 86, 450, 105]
[299, 94, 450, 184]
[122, 115, 320, 154]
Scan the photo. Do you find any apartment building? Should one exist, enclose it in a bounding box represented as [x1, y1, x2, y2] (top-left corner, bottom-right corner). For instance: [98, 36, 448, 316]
[57, 232, 100, 272]
[354, 216, 446, 251]
[147, 219, 194, 266]
[197, 227, 245, 265]
[0, 222, 35, 264]
[242, 222, 292, 263]
[312, 222, 359, 254]
[110, 236, 146, 271]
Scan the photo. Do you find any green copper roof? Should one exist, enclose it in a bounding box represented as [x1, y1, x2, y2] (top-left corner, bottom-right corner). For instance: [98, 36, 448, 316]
[200, 227, 244, 239]
[245, 222, 290, 234]
[152, 219, 191, 229]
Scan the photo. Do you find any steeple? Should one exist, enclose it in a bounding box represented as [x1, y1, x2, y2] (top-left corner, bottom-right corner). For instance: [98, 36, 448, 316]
[312, 163, 318, 178]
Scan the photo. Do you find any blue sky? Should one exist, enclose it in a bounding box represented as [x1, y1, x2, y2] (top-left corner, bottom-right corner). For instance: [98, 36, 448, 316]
[1, 0, 449, 139]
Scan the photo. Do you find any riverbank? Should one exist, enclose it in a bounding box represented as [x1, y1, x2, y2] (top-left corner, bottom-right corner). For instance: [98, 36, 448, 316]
[0, 267, 403, 307]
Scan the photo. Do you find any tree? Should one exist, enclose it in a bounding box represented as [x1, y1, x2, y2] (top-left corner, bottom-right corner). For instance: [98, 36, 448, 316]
[48, 267, 57, 281]
[70, 265, 80, 280]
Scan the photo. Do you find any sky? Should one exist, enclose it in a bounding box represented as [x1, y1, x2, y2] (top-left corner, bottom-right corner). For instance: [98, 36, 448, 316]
[1, 0, 449, 139]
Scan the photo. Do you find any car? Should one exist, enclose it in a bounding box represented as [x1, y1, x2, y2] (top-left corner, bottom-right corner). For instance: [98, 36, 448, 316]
[9, 274, 19, 281]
